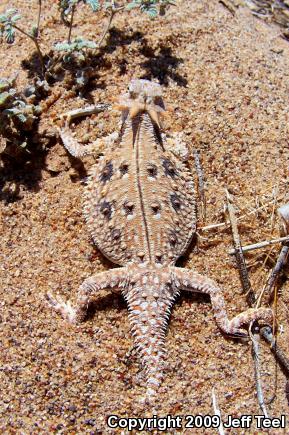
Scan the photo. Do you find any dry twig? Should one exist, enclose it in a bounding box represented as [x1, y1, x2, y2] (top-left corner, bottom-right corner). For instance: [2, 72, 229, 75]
[219, 0, 236, 15]
[228, 235, 289, 255]
[225, 189, 269, 414]
[225, 189, 255, 305]
[261, 327, 289, 375]
[193, 149, 206, 222]
[250, 330, 269, 418]
[200, 196, 284, 232]
[211, 389, 225, 435]
[264, 245, 289, 303]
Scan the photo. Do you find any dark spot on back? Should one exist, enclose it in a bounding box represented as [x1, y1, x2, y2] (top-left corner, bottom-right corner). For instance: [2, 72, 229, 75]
[147, 163, 158, 178]
[99, 200, 112, 220]
[137, 252, 145, 262]
[151, 202, 161, 214]
[162, 159, 177, 178]
[168, 230, 178, 246]
[155, 253, 163, 263]
[100, 162, 113, 183]
[123, 201, 134, 215]
[119, 163, 129, 176]
[111, 228, 121, 240]
[170, 193, 181, 211]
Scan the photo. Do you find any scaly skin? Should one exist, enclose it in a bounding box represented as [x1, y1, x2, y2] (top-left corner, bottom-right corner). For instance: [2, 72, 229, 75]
[47, 79, 273, 399]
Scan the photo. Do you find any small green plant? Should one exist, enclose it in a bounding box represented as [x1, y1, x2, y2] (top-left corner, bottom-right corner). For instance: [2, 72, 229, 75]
[59, 0, 100, 43]
[0, 6, 45, 75]
[54, 37, 97, 62]
[126, 0, 175, 18]
[1, 0, 174, 80]
[0, 76, 42, 155]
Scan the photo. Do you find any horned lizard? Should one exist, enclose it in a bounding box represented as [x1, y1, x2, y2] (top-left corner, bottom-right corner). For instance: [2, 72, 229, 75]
[47, 79, 273, 398]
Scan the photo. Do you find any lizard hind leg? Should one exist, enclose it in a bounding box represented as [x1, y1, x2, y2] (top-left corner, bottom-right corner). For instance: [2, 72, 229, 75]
[58, 103, 117, 158]
[172, 267, 273, 337]
[46, 267, 128, 324]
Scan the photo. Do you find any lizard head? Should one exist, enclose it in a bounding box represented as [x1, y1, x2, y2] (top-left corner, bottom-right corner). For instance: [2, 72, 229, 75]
[117, 79, 165, 128]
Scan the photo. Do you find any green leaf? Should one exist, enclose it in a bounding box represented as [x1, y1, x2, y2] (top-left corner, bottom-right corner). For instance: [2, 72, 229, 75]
[103, 1, 112, 9]
[4, 26, 15, 43]
[6, 8, 18, 18]
[54, 41, 72, 51]
[126, 1, 141, 10]
[85, 0, 99, 11]
[0, 15, 7, 23]
[0, 91, 11, 108]
[30, 26, 38, 38]
[11, 14, 21, 23]
[0, 79, 10, 92]
[16, 112, 28, 123]
[54, 37, 97, 53]
[146, 6, 158, 17]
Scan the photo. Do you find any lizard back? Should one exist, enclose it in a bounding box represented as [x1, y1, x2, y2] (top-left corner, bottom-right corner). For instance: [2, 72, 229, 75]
[84, 85, 196, 267]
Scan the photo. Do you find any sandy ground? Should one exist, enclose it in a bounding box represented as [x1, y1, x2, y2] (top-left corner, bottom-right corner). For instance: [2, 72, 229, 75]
[1, 0, 289, 433]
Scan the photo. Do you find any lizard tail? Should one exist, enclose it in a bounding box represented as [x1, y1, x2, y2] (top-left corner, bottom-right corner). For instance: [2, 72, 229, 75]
[122, 270, 179, 398]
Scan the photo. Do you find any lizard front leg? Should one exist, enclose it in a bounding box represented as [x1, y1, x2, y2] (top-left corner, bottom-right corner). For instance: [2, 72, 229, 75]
[59, 103, 118, 158]
[172, 267, 273, 336]
[46, 267, 128, 323]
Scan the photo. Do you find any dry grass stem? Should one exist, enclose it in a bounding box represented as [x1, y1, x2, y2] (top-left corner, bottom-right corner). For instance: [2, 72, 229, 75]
[264, 245, 289, 303]
[201, 196, 284, 232]
[193, 149, 206, 222]
[226, 189, 270, 413]
[225, 189, 255, 305]
[211, 389, 225, 435]
[249, 329, 269, 417]
[260, 327, 289, 376]
[228, 235, 289, 255]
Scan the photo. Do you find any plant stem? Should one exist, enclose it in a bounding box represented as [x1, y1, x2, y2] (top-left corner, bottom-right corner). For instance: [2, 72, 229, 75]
[228, 235, 289, 255]
[98, 5, 124, 48]
[12, 23, 45, 76]
[37, 0, 42, 36]
[68, 4, 75, 43]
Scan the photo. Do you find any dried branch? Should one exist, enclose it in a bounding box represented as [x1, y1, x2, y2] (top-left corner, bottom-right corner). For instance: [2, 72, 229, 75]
[200, 196, 284, 232]
[211, 389, 225, 435]
[219, 0, 236, 15]
[10, 23, 45, 75]
[36, 0, 42, 37]
[193, 149, 206, 222]
[265, 245, 289, 303]
[261, 327, 289, 375]
[226, 189, 270, 414]
[225, 189, 255, 305]
[67, 4, 75, 43]
[228, 235, 289, 255]
[98, 3, 125, 48]
[250, 330, 269, 417]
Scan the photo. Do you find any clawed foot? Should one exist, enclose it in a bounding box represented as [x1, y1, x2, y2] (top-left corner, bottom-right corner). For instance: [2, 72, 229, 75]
[226, 307, 273, 339]
[228, 329, 248, 339]
[45, 292, 77, 323]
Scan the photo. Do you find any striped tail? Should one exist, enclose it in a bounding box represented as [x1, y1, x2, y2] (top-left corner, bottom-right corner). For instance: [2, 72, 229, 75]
[122, 270, 179, 398]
